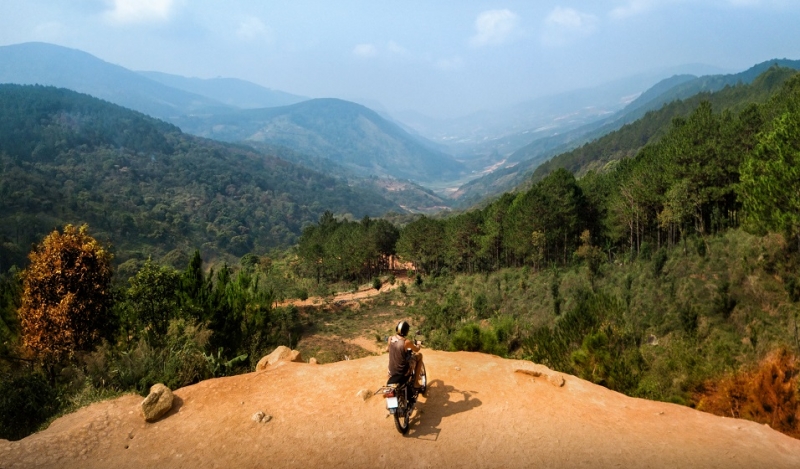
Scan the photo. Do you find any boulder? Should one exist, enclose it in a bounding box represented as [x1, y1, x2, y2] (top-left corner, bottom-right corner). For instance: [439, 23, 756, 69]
[309, 358, 318, 365]
[548, 374, 566, 387]
[140, 383, 174, 422]
[289, 350, 304, 363]
[256, 346, 304, 371]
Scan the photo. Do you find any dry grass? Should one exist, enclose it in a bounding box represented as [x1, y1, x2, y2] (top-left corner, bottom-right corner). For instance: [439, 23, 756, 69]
[694, 347, 800, 438]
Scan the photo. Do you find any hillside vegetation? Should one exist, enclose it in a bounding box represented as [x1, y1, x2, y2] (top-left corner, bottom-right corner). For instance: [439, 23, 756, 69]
[286, 69, 800, 435]
[0, 85, 401, 272]
[3, 65, 800, 443]
[172, 98, 466, 184]
[454, 64, 800, 206]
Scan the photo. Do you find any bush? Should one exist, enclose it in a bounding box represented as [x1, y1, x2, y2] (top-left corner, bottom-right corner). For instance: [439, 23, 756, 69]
[372, 277, 382, 291]
[694, 348, 800, 438]
[451, 324, 482, 352]
[0, 371, 59, 440]
[653, 248, 668, 277]
[19, 224, 113, 361]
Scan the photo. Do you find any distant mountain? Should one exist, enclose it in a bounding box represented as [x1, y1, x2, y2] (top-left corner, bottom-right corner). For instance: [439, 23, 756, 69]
[394, 65, 722, 162]
[454, 61, 800, 207]
[0, 84, 404, 271]
[245, 142, 453, 214]
[623, 59, 800, 117]
[138, 71, 308, 109]
[172, 98, 466, 184]
[0, 42, 233, 119]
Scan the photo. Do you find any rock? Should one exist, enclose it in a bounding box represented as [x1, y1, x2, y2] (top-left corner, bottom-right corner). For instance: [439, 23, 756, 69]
[548, 374, 565, 387]
[514, 369, 542, 378]
[256, 346, 303, 371]
[356, 389, 372, 401]
[309, 358, 318, 365]
[140, 384, 173, 422]
[514, 368, 565, 388]
[251, 411, 273, 424]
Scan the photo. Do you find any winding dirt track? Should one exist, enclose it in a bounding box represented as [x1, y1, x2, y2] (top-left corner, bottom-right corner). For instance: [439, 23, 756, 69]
[2, 350, 800, 468]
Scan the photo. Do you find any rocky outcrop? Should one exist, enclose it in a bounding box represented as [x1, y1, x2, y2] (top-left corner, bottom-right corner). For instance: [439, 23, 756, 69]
[256, 346, 304, 371]
[514, 368, 566, 387]
[140, 383, 173, 422]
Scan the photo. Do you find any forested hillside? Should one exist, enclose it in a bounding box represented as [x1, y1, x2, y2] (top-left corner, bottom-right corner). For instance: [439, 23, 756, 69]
[287, 70, 800, 432]
[0, 85, 401, 272]
[172, 98, 466, 184]
[454, 65, 800, 206]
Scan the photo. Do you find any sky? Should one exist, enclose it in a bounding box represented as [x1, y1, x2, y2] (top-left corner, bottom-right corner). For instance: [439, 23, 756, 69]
[1, 0, 799, 118]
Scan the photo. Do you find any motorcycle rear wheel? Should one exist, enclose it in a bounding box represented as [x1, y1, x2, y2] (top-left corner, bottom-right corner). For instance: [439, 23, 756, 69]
[393, 393, 410, 434]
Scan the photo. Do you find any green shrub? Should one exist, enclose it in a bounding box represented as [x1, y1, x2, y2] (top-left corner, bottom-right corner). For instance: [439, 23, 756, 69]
[653, 248, 668, 277]
[473, 293, 489, 319]
[372, 277, 382, 291]
[0, 371, 59, 440]
[451, 324, 482, 352]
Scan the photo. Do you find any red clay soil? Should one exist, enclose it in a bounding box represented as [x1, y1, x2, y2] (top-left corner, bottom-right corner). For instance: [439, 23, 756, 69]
[3, 350, 800, 469]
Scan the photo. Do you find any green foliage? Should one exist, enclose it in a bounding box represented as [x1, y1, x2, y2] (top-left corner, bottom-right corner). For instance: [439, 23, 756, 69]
[204, 348, 249, 378]
[0, 268, 21, 361]
[652, 248, 668, 277]
[0, 371, 59, 440]
[297, 213, 399, 283]
[0, 85, 400, 271]
[125, 258, 182, 340]
[372, 277, 382, 291]
[739, 104, 800, 245]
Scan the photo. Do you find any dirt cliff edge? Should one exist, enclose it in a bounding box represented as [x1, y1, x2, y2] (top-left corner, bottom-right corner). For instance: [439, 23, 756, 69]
[2, 350, 799, 468]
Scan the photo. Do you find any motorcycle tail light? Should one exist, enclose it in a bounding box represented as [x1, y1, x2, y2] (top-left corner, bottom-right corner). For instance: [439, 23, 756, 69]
[383, 389, 395, 398]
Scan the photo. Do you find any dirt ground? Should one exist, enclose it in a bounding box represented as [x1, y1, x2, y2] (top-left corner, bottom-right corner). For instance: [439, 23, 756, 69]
[278, 274, 411, 308]
[3, 349, 800, 469]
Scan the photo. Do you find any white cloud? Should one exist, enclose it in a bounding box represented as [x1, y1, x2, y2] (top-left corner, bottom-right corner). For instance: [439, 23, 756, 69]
[542, 7, 597, 46]
[470, 9, 520, 47]
[104, 0, 176, 24]
[352, 43, 378, 59]
[236, 17, 270, 42]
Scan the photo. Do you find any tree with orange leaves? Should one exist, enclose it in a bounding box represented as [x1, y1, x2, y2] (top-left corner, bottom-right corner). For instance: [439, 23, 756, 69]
[19, 224, 113, 362]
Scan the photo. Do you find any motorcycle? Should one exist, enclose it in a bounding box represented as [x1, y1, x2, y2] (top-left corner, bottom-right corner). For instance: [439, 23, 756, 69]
[376, 342, 427, 434]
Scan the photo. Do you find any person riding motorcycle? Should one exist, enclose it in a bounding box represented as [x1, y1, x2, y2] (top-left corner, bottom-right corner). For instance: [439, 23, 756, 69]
[387, 320, 424, 389]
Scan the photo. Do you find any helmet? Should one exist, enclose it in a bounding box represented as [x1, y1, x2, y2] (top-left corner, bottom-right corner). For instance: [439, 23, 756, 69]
[396, 320, 410, 337]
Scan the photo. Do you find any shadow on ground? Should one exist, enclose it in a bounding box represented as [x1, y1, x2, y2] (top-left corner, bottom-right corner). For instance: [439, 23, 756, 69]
[408, 379, 482, 441]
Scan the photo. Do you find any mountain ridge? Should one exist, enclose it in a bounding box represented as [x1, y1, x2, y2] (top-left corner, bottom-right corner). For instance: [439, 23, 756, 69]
[453, 60, 800, 206]
[137, 71, 308, 109]
[173, 98, 466, 184]
[0, 42, 233, 119]
[0, 84, 404, 271]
